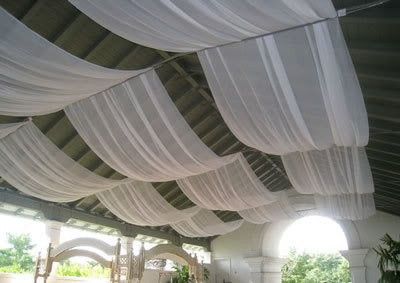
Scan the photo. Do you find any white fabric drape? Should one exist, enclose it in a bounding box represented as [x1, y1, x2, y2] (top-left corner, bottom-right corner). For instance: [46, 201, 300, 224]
[0, 122, 124, 202]
[65, 70, 231, 182]
[199, 18, 368, 155]
[282, 147, 374, 195]
[69, 0, 336, 52]
[315, 194, 376, 220]
[0, 121, 29, 139]
[170, 209, 243, 238]
[238, 192, 299, 224]
[176, 153, 276, 211]
[0, 7, 143, 116]
[282, 146, 374, 195]
[96, 181, 200, 226]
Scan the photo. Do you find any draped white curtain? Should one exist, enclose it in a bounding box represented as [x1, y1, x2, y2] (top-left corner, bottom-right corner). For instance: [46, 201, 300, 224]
[96, 181, 201, 226]
[282, 146, 374, 195]
[315, 194, 376, 220]
[69, 0, 336, 52]
[0, 7, 143, 116]
[170, 209, 243, 238]
[0, 121, 29, 139]
[238, 192, 299, 224]
[65, 70, 231, 182]
[198, 18, 368, 155]
[176, 153, 276, 211]
[0, 122, 124, 202]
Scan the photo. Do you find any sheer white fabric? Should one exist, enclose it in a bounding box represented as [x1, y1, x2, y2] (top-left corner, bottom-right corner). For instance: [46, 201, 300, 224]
[315, 194, 376, 220]
[96, 181, 200, 226]
[70, 0, 336, 52]
[238, 192, 299, 224]
[65, 70, 231, 182]
[0, 7, 143, 116]
[171, 209, 243, 238]
[198, 19, 368, 155]
[282, 146, 374, 195]
[176, 153, 276, 211]
[0, 122, 124, 202]
[0, 121, 29, 139]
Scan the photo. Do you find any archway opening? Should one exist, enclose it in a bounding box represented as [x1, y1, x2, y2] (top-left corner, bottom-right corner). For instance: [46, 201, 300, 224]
[278, 216, 350, 282]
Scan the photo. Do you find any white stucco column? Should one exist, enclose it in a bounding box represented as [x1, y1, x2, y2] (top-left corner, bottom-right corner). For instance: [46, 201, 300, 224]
[45, 220, 63, 246]
[245, 256, 287, 283]
[45, 220, 63, 282]
[340, 249, 369, 283]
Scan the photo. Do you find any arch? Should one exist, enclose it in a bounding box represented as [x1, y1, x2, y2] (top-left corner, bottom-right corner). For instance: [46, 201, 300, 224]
[53, 249, 111, 268]
[51, 237, 116, 257]
[261, 216, 360, 257]
[145, 244, 196, 265]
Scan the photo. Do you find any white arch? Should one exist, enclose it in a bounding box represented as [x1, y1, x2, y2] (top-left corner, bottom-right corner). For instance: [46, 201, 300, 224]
[51, 237, 116, 257]
[53, 249, 112, 268]
[145, 244, 196, 265]
[261, 217, 361, 257]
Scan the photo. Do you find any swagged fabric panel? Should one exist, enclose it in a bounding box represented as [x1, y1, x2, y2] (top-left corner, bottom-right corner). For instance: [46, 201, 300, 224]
[238, 192, 300, 224]
[176, 153, 277, 211]
[69, 0, 336, 52]
[65, 69, 231, 182]
[0, 8, 143, 116]
[0, 121, 29, 139]
[96, 181, 201, 226]
[0, 122, 124, 202]
[282, 146, 374, 195]
[170, 209, 244, 238]
[315, 194, 376, 220]
[198, 18, 368, 155]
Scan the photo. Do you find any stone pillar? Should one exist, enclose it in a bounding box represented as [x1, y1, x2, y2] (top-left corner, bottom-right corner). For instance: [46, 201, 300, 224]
[45, 220, 63, 282]
[45, 220, 62, 246]
[123, 237, 134, 283]
[340, 249, 369, 283]
[245, 256, 287, 283]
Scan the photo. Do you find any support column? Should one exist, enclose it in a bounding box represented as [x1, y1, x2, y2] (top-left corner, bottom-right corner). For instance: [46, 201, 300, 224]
[123, 236, 135, 283]
[244, 256, 287, 283]
[45, 220, 63, 282]
[45, 220, 62, 246]
[340, 249, 369, 283]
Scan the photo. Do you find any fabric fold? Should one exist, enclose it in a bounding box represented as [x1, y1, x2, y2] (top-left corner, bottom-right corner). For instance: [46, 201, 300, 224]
[171, 209, 244, 238]
[96, 181, 201, 226]
[0, 122, 124, 202]
[238, 192, 300, 224]
[69, 0, 336, 52]
[0, 121, 29, 139]
[177, 153, 276, 211]
[65, 69, 232, 182]
[0, 7, 143, 116]
[282, 146, 374, 195]
[198, 18, 368, 155]
[315, 194, 376, 220]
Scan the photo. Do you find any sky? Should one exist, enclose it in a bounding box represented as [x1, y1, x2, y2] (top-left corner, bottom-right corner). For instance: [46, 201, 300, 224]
[279, 215, 348, 256]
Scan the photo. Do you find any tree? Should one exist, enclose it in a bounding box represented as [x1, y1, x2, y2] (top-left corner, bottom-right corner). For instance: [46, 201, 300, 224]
[0, 233, 36, 273]
[282, 250, 351, 283]
[374, 233, 400, 283]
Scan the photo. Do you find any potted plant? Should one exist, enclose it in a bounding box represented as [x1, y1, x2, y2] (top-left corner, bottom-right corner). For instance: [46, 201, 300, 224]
[374, 234, 400, 283]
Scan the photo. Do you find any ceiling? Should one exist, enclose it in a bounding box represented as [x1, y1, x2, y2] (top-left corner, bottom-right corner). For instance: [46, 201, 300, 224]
[0, 0, 399, 244]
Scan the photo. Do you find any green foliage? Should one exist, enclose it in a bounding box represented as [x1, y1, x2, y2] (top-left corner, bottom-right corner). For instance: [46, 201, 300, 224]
[0, 233, 35, 273]
[282, 250, 351, 283]
[374, 233, 400, 283]
[57, 260, 110, 278]
[172, 265, 192, 283]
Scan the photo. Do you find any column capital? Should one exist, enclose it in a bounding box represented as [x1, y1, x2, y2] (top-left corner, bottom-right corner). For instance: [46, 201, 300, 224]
[340, 248, 369, 267]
